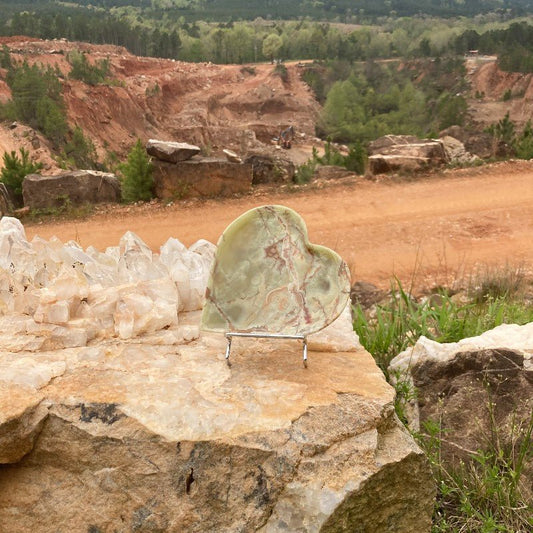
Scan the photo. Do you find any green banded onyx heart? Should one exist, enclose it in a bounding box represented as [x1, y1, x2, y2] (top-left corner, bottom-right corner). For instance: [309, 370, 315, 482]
[201, 205, 350, 336]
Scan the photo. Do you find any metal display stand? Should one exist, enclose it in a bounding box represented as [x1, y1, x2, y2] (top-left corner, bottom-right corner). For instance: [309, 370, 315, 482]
[224, 332, 308, 368]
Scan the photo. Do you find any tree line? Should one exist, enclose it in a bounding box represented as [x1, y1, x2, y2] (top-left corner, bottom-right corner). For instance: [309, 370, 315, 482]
[3, 0, 532, 25]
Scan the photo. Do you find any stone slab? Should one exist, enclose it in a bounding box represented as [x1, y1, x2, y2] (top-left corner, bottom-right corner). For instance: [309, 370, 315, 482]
[202, 205, 351, 336]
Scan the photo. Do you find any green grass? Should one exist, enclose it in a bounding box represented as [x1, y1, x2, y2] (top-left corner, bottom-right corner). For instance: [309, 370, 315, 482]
[418, 408, 533, 533]
[21, 197, 94, 223]
[353, 278, 533, 376]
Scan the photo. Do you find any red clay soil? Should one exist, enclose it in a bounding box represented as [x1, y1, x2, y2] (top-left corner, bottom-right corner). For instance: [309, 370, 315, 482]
[25, 160, 533, 291]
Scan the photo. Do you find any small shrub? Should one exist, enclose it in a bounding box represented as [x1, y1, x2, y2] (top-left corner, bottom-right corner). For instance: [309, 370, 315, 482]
[294, 159, 316, 184]
[68, 51, 110, 86]
[514, 120, 533, 160]
[0, 148, 43, 206]
[5, 61, 68, 146]
[0, 44, 12, 69]
[274, 63, 288, 82]
[344, 142, 366, 174]
[119, 139, 154, 203]
[145, 83, 161, 97]
[502, 88, 512, 101]
[62, 126, 98, 169]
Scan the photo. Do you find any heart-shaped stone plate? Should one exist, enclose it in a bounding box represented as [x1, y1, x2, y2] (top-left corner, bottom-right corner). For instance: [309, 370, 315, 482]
[201, 205, 350, 336]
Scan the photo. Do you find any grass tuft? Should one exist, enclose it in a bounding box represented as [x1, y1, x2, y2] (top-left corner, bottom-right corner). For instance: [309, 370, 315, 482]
[353, 273, 533, 532]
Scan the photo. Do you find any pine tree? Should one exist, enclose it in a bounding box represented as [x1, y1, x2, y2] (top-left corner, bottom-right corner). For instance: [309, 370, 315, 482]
[0, 148, 43, 206]
[119, 140, 154, 203]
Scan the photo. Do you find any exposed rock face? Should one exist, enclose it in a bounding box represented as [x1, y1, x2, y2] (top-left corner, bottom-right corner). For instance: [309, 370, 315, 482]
[367, 135, 447, 174]
[244, 149, 295, 184]
[153, 158, 253, 199]
[0, 309, 435, 532]
[147, 139, 201, 163]
[22, 170, 121, 209]
[389, 325, 533, 479]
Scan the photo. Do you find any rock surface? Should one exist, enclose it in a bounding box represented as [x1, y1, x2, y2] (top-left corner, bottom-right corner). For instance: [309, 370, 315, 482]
[439, 135, 480, 165]
[389, 324, 533, 476]
[0, 308, 435, 532]
[223, 148, 242, 163]
[153, 158, 252, 199]
[244, 149, 295, 184]
[0, 219, 435, 531]
[146, 139, 201, 163]
[22, 170, 121, 209]
[313, 165, 358, 181]
[439, 126, 510, 159]
[202, 205, 351, 336]
[367, 135, 447, 174]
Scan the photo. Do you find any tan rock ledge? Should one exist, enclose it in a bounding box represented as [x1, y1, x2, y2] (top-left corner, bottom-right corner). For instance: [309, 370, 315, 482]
[0, 315, 435, 532]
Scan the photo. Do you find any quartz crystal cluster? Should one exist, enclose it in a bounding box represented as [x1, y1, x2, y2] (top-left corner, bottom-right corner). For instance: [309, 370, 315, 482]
[0, 217, 215, 343]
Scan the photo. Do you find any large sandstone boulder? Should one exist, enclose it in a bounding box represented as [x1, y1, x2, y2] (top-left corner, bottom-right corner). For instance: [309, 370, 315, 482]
[22, 170, 121, 209]
[153, 158, 252, 199]
[146, 139, 201, 163]
[368, 135, 447, 174]
[0, 308, 435, 532]
[389, 324, 533, 480]
[244, 149, 295, 184]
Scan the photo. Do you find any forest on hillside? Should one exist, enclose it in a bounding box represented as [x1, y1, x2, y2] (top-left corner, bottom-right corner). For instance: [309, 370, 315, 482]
[2, 0, 533, 22]
[3, 1, 533, 172]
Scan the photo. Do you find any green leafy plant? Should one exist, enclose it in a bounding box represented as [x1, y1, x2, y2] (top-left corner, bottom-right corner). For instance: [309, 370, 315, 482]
[0, 148, 43, 206]
[0, 44, 12, 69]
[119, 139, 154, 203]
[274, 63, 288, 82]
[294, 159, 317, 184]
[486, 112, 515, 146]
[514, 120, 533, 160]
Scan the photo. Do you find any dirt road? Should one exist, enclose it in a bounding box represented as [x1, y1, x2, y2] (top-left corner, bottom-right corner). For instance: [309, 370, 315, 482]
[25, 161, 533, 290]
